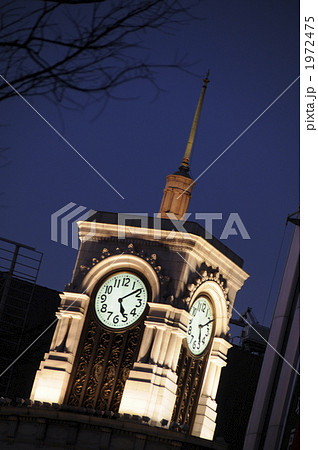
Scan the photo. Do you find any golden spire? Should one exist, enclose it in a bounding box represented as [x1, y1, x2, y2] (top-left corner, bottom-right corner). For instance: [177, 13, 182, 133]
[158, 72, 210, 220]
[179, 70, 210, 173]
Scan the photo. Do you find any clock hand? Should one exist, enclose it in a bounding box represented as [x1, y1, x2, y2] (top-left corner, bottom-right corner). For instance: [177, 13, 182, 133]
[201, 318, 215, 328]
[118, 288, 141, 302]
[118, 298, 125, 316]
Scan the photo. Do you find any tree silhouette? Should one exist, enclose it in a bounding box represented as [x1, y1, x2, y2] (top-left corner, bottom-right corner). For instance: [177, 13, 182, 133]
[0, 0, 197, 106]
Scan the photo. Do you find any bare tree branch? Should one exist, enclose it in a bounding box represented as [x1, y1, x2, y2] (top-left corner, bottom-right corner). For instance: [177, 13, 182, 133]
[0, 0, 200, 106]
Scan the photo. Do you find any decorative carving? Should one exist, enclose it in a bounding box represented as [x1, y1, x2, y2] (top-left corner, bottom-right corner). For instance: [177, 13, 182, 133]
[180, 262, 229, 312]
[187, 283, 195, 292]
[185, 359, 204, 425]
[68, 321, 97, 406]
[110, 326, 141, 411]
[101, 248, 111, 257]
[79, 248, 110, 275]
[80, 265, 90, 275]
[127, 243, 134, 252]
[96, 333, 123, 410]
[66, 312, 144, 412]
[97, 365, 115, 409]
[82, 331, 111, 408]
[172, 346, 208, 433]
[81, 242, 170, 288]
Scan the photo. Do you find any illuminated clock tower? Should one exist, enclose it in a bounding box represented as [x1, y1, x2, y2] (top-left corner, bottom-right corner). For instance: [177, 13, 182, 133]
[31, 74, 249, 441]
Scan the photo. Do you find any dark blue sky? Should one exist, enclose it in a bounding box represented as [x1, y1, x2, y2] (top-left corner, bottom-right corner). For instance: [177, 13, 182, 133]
[1, 0, 299, 328]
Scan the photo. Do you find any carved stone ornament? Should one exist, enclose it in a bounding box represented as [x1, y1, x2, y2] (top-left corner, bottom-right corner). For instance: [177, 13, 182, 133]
[172, 346, 208, 432]
[67, 319, 143, 411]
[80, 242, 170, 287]
[181, 262, 230, 314]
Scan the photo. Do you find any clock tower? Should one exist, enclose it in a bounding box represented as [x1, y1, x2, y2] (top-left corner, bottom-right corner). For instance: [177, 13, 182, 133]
[30, 74, 249, 441]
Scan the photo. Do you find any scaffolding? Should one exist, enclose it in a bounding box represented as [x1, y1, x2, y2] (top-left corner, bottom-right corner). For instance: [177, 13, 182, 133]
[0, 237, 43, 396]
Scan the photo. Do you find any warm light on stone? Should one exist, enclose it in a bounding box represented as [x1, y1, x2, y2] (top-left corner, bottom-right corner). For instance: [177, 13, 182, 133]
[30, 293, 90, 404]
[31, 366, 69, 404]
[158, 173, 195, 219]
[23, 73, 251, 447]
[119, 303, 189, 426]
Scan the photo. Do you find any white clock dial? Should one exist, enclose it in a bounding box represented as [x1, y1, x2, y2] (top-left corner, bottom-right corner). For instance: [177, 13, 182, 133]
[186, 296, 214, 356]
[94, 272, 148, 330]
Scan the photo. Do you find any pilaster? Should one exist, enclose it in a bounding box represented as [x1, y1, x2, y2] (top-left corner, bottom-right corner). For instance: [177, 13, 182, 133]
[192, 337, 232, 439]
[30, 292, 90, 404]
[119, 303, 190, 425]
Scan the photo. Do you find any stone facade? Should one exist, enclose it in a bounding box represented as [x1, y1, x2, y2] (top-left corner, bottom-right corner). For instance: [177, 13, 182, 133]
[0, 403, 228, 450]
[30, 213, 248, 441]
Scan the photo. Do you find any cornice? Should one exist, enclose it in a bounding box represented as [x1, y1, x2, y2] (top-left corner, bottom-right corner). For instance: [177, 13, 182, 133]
[78, 221, 249, 292]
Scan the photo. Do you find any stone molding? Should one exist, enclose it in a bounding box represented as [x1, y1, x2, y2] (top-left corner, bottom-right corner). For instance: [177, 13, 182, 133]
[0, 405, 226, 449]
[78, 252, 161, 303]
[78, 221, 249, 294]
[183, 277, 230, 337]
[119, 303, 191, 427]
[192, 338, 232, 439]
[30, 293, 90, 405]
[78, 242, 169, 293]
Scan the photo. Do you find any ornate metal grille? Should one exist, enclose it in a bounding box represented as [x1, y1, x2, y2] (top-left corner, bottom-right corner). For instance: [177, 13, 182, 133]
[172, 345, 209, 432]
[65, 312, 144, 411]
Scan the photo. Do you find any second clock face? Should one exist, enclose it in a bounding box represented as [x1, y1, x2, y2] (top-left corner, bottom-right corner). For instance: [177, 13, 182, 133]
[187, 296, 214, 356]
[94, 271, 148, 330]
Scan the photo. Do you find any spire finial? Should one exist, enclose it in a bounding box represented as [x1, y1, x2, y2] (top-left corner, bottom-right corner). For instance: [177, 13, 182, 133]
[179, 70, 210, 173]
[158, 72, 210, 219]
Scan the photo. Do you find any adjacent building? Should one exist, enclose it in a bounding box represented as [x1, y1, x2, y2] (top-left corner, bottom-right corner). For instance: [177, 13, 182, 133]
[244, 219, 299, 450]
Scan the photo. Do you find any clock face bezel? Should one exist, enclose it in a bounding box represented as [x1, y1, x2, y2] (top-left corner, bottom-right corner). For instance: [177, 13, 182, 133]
[92, 269, 150, 332]
[186, 295, 214, 358]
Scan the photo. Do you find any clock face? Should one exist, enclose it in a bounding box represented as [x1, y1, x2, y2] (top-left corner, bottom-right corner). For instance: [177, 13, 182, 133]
[186, 296, 214, 356]
[94, 272, 148, 330]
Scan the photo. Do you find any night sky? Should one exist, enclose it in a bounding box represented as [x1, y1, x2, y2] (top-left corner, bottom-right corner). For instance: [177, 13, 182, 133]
[1, 0, 299, 330]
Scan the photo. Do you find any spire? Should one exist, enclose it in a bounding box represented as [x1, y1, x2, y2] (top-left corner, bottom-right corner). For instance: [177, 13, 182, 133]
[178, 70, 210, 173]
[158, 72, 210, 220]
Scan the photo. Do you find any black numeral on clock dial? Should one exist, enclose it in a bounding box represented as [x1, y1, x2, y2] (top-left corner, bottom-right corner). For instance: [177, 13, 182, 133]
[95, 273, 148, 329]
